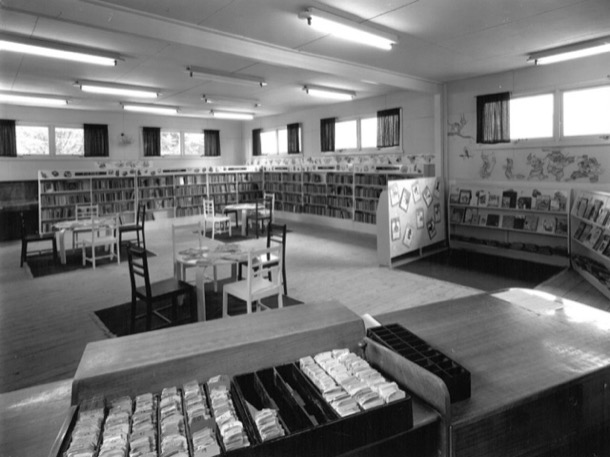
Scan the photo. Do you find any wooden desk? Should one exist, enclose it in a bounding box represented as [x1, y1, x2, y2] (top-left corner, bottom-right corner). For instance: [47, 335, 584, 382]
[376, 289, 610, 457]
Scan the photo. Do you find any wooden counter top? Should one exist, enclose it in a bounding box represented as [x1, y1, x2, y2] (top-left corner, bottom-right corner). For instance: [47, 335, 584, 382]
[376, 289, 610, 456]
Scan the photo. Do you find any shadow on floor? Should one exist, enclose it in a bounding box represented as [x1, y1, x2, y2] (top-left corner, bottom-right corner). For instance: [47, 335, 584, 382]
[398, 249, 565, 292]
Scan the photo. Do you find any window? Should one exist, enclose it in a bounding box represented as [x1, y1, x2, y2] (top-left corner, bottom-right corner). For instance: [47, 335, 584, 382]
[335, 119, 357, 150]
[55, 127, 84, 156]
[16, 125, 49, 156]
[260, 125, 302, 155]
[563, 86, 610, 137]
[361, 117, 377, 148]
[160, 130, 181, 156]
[184, 132, 204, 155]
[261, 130, 278, 155]
[510, 94, 553, 140]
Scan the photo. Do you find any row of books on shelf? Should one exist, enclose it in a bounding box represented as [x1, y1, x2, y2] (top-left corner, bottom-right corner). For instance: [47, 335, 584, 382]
[573, 195, 610, 227]
[175, 175, 206, 186]
[327, 174, 354, 185]
[303, 173, 325, 184]
[304, 184, 328, 194]
[277, 202, 302, 213]
[91, 178, 135, 190]
[41, 194, 91, 206]
[42, 180, 92, 193]
[451, 188, 568, 212]
[355, 187, 383, 199]
[175, 185, 206, 196]
[304, 195, 328, 205]
[138, 177, 174, 187]
[355, 211, 376, 224]
[328, 197, 353, 208]
[450, 234, 568, 257]
[92, 191, 135, 203]
[277, 194, 302, 204]
[139, 188, 174, 198]
[572, 255, 610, 290]
[209, 174, 237, 183]
[450, 207, 568, 235]
[355, 199, 377, 213]
[573, 222, 610, 257]
[327, 185, 353, 197]
[209, 184, 237, 194]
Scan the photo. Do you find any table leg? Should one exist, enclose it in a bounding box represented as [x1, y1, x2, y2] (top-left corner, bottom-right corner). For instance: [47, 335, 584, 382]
[240, 210, 247, 237]
[56, 229, 67, 265]
[195, 267, 206, 321]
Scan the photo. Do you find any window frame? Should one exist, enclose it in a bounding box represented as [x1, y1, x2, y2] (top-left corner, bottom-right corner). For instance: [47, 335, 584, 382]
[260, 125, 303, 156]
[560, 84, 610, 140]
[157, 129, 209, 158]
[508, 92, 554, 142]
[14, 123, 86, 158]
[330, 113, 402, 154]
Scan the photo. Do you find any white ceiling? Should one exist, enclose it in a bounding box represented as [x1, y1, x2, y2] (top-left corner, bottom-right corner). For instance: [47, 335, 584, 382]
[1, 0, 609, 118]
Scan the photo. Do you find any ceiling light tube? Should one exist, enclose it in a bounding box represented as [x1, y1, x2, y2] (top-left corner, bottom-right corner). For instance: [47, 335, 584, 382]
[122, 103, 178, 115]
[202, 94, 261, 107]
[303, 85, 356, 101]
[188, 66, 267, 87]
[211, 110, 254, 120]
[0, 91, 68, 106]
[298, 7, 398, 50]
[528, 36, 610, 65]
[77, 80, 159, 98]
[0, 32, 119, 66]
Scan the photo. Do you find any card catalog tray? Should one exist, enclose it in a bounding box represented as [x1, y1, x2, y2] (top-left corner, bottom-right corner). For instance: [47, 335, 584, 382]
[367, 324, 471, 402]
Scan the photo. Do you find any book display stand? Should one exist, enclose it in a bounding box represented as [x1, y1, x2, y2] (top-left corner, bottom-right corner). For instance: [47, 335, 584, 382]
[570, 189, 610, 300]
[448, 182, 570, 267]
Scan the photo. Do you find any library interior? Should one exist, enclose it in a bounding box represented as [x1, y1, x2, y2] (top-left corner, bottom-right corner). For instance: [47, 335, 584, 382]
[1, 1, 610, 456]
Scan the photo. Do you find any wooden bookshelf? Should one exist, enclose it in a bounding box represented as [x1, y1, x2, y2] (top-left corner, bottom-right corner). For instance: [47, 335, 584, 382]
[448, 182, 570, 267]
[174, 172, 208, 217]
[326, 172, 354, 220]
[570, 189, 610, 299]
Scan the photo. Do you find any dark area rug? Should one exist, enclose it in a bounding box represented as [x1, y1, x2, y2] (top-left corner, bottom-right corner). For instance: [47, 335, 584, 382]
[94, 279, 302, 336]
[398, 249, 565, 292]
[26, 245, 155, 278]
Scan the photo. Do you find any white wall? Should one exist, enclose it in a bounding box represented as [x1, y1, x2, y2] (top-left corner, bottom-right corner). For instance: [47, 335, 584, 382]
[445, 53, 610, 191]
[243, 90, 439, 162]
[0, 105, 245, 182]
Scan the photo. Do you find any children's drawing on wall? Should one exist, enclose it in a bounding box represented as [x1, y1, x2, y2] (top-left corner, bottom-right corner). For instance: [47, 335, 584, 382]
[503, 158, 526, 180]
[479, 151, 496, 179]
[448, 114, 474, 140]
[544, 149, 575, 181]
[568, 155, 604, 182]
[526, 153, 547, 180]
[459, 147, 473, 160]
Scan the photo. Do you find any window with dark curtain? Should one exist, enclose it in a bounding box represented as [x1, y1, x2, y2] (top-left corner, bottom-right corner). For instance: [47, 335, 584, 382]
[320, 117, 335, 152]
[252, 128, 262, 157]
[204, 129, 221, 157]
[287, 123, 301, 154]
[84, 124, 109, 157]
[476, 92, 510, 144]
[142, 127, 161, 157]
[0, 120, 17, 157]
[377, 108, 401, 148]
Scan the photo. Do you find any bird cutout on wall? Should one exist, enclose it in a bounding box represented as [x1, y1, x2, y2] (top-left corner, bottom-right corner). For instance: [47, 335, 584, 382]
[479, 151, 496, 179]
[459, 147, 472, 159]
[448, 114, 474, 140]
[542, 149, 574, 181]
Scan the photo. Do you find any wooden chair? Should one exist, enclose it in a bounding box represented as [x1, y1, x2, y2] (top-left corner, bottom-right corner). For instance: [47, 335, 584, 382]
[20, 212, 58, 267]
[239, 222, 287, 296]
[127, 244, 196, 334]
[246, 195, 273, 238]
[81, 214, 120, 269]
[73, 204, 99, 249]
[203, 199, 232, 239]
[222, 245, 283, 317]
[119, 202, 146, 249]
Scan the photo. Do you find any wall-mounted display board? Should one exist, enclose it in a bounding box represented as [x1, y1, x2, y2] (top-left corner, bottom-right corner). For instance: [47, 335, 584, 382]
[570, 189, 610, 300]
[448, 182, 570, 267]
[377, 177, 446, 267]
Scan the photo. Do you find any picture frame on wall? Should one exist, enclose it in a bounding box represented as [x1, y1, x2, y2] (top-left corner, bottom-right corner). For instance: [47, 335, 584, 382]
[416, 208, 425, 228]
[389, 184, 400, 207]
[402, 225, 414, 249]
[422, 186, 433, 207]
[391, 217, 401, 241]
[399, 188, 411, 213]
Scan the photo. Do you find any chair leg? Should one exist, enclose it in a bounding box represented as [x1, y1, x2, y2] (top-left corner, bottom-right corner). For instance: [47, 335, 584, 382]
[82, 245, 86, 266]
[213, 267, 218, 293]
[189, 288, 197, 323]
[146, 299, 152, 331]
[130, 297, 137, 334]
[247, 298, 252, 314]
[20, 239, 27, 267]
[171, 296, 178, 325]
[282, 266, 288, 296]
[116, 241, 120, 264]
[278, 293, 284, 309]
[52, 237, 58, 265]
[222, 289, 229, 317]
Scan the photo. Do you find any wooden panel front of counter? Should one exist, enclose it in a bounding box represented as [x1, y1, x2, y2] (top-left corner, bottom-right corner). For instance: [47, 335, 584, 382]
[376, 292, 610, 457]
[73, 300, 364, 404]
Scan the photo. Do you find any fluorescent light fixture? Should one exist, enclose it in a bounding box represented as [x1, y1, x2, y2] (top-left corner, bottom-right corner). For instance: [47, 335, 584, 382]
[122, 103, 178, 115]
[211, 110, 254, 120]
[0, 32, 119, 66]
[77, 80, 159, 98]
[528, 36, 610, 65]
[202, 94, 261, 107]
[303, 85, 356, 101]
[298, 7, 398, 50]
[188, 66, 267, 87]
[0, 91, 68, 106]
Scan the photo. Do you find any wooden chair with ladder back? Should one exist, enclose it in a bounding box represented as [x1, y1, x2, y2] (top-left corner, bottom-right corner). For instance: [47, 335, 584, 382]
[119, 202, 146, 249]
[127, 243, 197, 334]
[20, 211, 58, 267]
